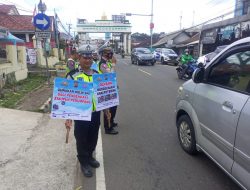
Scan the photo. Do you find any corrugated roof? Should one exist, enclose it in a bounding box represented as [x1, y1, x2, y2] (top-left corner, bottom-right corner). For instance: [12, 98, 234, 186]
[152, 31, 183, 47]
[0, 5, 19, 15]
[0, 15, 54, 32]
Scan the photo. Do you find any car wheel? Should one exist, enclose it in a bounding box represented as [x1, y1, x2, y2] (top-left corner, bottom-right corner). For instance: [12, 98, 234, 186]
[177, 115, 197, 155]
[136, 59, 139, 66]
[161, 58, 165, 64]
[175, 62, 178, 66]
[151, 62, 155, 66]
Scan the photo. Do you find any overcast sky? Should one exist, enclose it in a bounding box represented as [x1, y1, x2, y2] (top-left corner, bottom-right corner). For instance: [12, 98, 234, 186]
[1, 0, 235, 36]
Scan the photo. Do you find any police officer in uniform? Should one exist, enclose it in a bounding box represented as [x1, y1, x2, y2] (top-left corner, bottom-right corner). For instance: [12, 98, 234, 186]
[65, 45, 101, 177]
[90, 50, 99, 71]
[98, 46, 119, 135]
[65, 49, 78, 75]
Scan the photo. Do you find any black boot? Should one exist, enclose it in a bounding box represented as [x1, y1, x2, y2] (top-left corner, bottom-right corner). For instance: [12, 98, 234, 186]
[111, 122, 118, 127]
[80, 163, 93, 177]
[105, 127, 118, 135]
[89, 156, 100, 168]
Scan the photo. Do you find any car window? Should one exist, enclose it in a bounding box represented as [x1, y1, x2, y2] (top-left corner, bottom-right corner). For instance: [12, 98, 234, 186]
[137, 49, 151, 54]
[162, 49, 175, 54]
[208, 50, 250, 93]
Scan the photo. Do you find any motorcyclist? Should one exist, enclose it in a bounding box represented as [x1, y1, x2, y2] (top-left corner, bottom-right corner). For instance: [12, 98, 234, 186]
[180, 49, 194, 78]
[121, 48, 125, 58]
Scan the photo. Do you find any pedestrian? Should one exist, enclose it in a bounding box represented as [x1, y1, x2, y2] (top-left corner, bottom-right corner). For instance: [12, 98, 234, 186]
[65, 46, 101, 177]
[98, 46, 119, 135]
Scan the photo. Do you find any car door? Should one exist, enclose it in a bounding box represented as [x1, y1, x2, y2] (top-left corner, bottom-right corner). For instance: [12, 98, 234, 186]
[192, 46, 250, 173]
[154, 48, 161, 61]
[231, 56, 250, 189]
[232, 98, 250, 189]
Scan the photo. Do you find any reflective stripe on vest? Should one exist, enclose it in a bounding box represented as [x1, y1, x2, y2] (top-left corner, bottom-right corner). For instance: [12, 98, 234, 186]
[99, 60, 112, 74]
[73, 72, 96, 111]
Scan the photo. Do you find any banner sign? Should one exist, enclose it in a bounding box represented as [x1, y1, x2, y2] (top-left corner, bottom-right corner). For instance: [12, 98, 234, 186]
[26, 48, 37, 64]
[51, 78, 93, 121]
[93, 73, 119, 111]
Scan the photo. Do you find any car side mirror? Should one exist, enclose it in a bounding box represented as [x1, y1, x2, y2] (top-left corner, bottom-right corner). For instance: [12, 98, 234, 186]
[192, 67, 205, 83]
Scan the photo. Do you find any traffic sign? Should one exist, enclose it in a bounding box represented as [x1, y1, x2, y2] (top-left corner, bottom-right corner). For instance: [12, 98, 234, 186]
[35, 31, 51, 39]
[33, 13, 51, 30]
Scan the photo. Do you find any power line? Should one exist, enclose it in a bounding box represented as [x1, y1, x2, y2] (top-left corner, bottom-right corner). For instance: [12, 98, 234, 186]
[0, 0, 33, 12]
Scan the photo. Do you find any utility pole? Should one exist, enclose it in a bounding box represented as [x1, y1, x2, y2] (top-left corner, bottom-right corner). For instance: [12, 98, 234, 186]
[180, 11, 182, 30]
[150, 0, 154, 51]
[192, 11, 195, 26]
[66, 23, 72, 39]
[54, 9, 60, 60]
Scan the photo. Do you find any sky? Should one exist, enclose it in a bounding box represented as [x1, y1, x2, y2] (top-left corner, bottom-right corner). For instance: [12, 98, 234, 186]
[0, 0, 236, 37]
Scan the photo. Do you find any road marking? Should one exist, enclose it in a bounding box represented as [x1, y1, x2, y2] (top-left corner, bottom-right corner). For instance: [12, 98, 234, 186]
[124, 62, 129, 65]
[138, 69, 152, 76]
[96, 129, 106, 190]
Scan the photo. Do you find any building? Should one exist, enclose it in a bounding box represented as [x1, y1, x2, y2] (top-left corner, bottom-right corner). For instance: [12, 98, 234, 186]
[152, 29, 200, 56]
[0, 4, 56, 48]
[77, 18, 132, 54]
[199, 14, 250, 56]
[235, 0, 250, 17]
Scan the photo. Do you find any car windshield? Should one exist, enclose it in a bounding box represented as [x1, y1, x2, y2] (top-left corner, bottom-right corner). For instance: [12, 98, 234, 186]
[162, 49, 175, 54]
[207, 45, 228, 61]
[137, 49, 151, 54]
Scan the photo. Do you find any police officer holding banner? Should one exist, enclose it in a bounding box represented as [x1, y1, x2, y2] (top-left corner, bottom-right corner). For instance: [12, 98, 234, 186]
[98, 45, 119, 135]
[65, 45, 101, 177]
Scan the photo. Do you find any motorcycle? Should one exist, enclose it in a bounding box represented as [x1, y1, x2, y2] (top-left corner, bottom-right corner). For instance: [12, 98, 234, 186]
[121, 52, 125, 58]
[176, 61, 201, 80]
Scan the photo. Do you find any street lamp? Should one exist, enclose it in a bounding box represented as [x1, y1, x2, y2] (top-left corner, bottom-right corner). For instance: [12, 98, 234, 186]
[123, 0, 154, 51]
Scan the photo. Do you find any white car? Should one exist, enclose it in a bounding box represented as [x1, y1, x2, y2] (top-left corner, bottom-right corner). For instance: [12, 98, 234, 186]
[153, 48, 179, 65]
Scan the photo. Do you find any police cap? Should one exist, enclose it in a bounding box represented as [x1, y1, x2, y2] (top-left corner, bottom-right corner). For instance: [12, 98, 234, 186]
[78, 45, 93, 58]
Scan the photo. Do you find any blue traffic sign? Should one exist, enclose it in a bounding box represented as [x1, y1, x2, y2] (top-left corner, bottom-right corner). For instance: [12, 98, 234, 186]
[33, 13, 51, 31]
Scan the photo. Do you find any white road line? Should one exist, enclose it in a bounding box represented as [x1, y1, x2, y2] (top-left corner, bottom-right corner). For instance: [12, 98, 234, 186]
[96, 130, 106, 190]
[124, 62, 129, 65]
[138, 69, 152, 76]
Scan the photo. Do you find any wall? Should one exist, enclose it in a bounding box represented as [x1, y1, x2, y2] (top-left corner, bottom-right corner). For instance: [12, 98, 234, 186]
[0, 44, 28, 83]
[36, 48, 59, 68]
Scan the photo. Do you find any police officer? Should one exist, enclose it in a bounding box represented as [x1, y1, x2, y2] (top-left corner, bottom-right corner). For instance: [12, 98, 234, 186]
[65, 50, 78, 75]
[90, 51, 99, 71]
[65, 46, 101, 177]
[98, 46, 119, 135]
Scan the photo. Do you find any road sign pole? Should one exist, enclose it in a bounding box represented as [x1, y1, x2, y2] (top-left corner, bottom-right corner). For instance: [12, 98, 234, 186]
[43, 39, 50, 87]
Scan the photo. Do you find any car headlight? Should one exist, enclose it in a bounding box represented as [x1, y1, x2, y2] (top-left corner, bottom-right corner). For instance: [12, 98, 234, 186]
[178, 86, 183, 95]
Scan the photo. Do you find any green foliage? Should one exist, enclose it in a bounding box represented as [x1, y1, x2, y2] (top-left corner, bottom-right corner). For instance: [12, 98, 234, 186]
[0, 74, 46, 108]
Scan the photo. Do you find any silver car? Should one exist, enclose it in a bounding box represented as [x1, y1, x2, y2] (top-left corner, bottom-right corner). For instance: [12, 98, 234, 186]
[176, 37, 250, 190]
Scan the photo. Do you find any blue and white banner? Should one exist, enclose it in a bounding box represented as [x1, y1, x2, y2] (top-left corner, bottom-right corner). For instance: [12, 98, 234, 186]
[93, 73, 119, 111]
[51, 78, 93, 121]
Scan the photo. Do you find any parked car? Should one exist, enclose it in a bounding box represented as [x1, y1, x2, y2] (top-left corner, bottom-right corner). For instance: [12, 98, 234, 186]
[153, 48, 178, 65]
[175, 37, 250, 190]
[197, 45, 228, 66]
[131, 48, 155, 66]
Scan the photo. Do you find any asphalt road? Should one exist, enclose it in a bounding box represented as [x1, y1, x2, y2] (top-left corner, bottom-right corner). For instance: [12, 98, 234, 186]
[76, 56, 241, 190]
